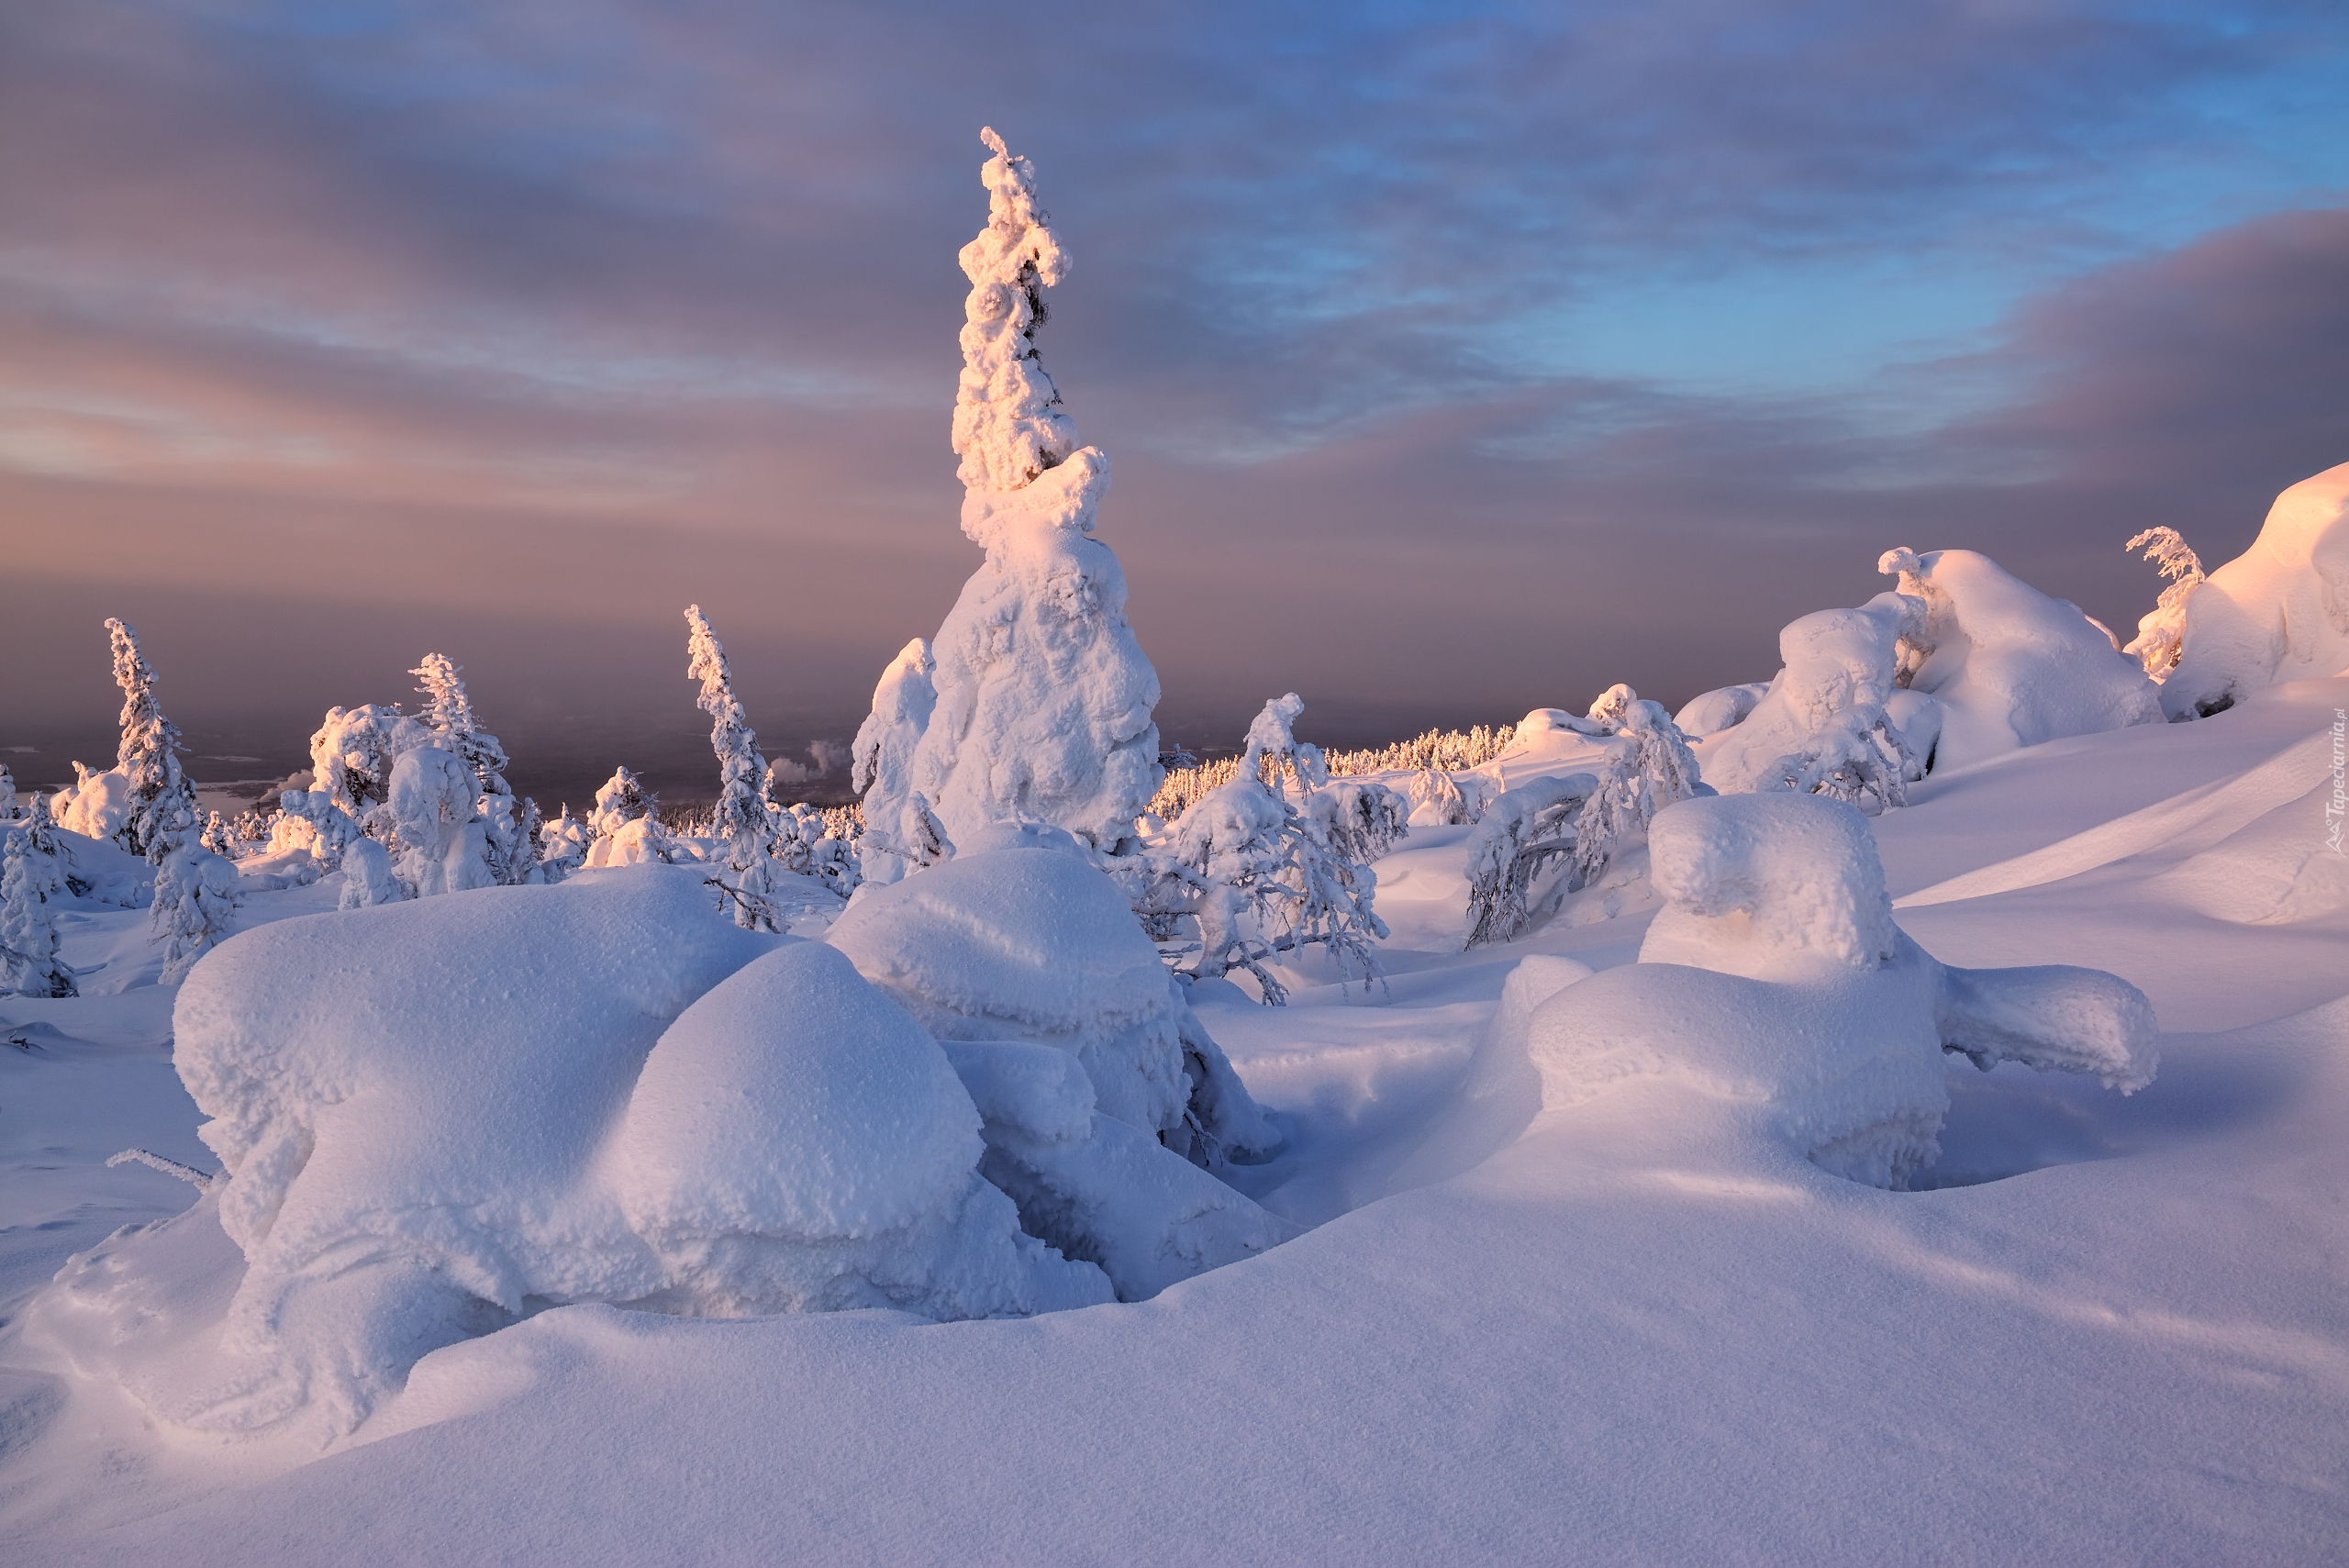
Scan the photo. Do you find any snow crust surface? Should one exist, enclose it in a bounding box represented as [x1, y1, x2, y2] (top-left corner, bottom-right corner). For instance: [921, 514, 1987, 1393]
[4, 680, 2348, 1563]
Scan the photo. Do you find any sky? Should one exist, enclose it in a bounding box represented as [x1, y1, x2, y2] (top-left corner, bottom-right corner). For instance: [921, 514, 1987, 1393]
[3, 0, 2345, 804]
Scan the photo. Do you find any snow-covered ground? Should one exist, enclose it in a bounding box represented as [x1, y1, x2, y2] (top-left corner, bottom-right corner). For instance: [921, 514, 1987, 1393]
[4, 673, 2343, 1564]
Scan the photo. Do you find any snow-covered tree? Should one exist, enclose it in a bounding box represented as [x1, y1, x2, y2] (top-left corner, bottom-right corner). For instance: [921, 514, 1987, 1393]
[1462, 691, 1707, 948]
[0, 764, 17, 822]
[410, 654, 538, 885]
[2122, 527, 2206, 680]
[105, 618, 199, 862]
[1462, 773, 1598, 950]
[1126, 695, 1389, 1004]
[152, 841, 238, 983]
[0, 795, 76, 997]
[774, 802, 860, 898]
[387, 746, 495, 896]
[338, 836, 403, 910]
[306, 704, 433, 853]
[199, 810, 235, 858]
[856, 129, 1162, 870]
[684, 605, 788, 931]
[584, 766, 674, 868]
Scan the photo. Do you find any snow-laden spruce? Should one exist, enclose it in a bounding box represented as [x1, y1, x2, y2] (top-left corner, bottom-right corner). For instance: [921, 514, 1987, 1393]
[410, 654, 536, 886]
[1499, 793, 2156, 1189]
[1, 794, 77, 997]
[64, 868, 1111, 1442]
[685, 605, 790, 930]
[854, 129, 1161, 875]
[0, 763, 17, 822]
[2160, 459, 2349, 718]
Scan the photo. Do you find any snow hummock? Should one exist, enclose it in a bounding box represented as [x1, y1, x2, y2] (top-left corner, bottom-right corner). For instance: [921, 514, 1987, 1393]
[2164, 459, 2349, 717]
[824, 837, 1291, 1298]
[1877, 546, 2163, 769]
[1522, 793, 2156, 1188]
[24, 867, 1111, 1443]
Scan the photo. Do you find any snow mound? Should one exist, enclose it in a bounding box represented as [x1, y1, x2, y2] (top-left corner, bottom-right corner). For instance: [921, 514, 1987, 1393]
[825, 842, 1292, 1297]
[1521, 795, 2156, 1188]
[2164, 460, 2349, 717]
[33, 867, 1108, 1442]
[827, 842, 1274, 1157]
[1879, 547, 2162, 769]
[828, 844, 1188, 1133]
[615, 941, 1108, 1319]
[50, 764, 131, 842]
[1673, 683, 1770, 738]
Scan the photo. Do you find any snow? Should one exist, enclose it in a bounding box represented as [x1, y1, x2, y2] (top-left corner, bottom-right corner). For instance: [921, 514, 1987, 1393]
[1, 674, 2346, 1560]
[2165, 459, 2349, 717]
[826, 838, 1267, 1152]
[1697, 547, 2163, 798]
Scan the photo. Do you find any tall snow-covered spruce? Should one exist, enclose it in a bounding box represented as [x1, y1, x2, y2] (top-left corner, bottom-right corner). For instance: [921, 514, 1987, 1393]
[854, 128, 1161, 880]
[685, 605, 786, 930]
[106, 618, 198, 862]
[411, 654, 536, 885]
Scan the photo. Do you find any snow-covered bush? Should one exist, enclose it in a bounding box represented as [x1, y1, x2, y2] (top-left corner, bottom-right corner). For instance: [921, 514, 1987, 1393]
[1698, 547, 2160, 793]
[584, 766, 674, 869]
[685, 605, 790, 930]
[535, 808, 590, 884]
[50, 761, 131, 842]
[100, 868, 1110, 1442]
[338, 836, 403, 910]
[151, 842, 239, 983]
[2161, 460, 2349, 718]
[1403, 766, 1470, 826]
[1516, 793, 2157, 1189]
[1462, 689, 1707, 947]
[309, 704, 431, 827]
[1128, 695, 1391, 1003]
[775, 801, 859, 898]
[825, 834, 1290, 1296]
[854, 129, 1162, 871]
[2121, 527, 2206, 679]
[1876, 547, 2162, 766]
[1, 795, 76, 998]
[1698, 599, 1922, 796]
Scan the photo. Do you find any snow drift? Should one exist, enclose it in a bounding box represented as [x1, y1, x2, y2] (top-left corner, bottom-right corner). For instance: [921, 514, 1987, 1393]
[2163, 460, 2349, 717]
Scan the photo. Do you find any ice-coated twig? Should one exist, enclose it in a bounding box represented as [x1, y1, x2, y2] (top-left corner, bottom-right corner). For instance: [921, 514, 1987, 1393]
[108, 1147, 218, 1190]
